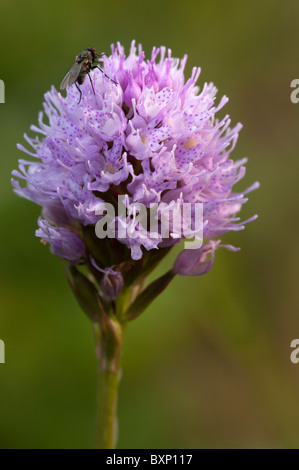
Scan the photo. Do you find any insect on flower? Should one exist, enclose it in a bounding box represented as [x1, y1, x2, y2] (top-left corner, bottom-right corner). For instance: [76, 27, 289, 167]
[60, 47, 117, 104]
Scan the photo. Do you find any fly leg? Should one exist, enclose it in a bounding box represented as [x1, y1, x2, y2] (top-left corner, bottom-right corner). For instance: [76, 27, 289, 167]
[91, 65, 117, 85]
[87, 70, 96, 96]
[75, 82, 82, 104]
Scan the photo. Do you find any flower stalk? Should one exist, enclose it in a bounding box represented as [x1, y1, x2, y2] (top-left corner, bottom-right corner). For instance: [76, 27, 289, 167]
[93, 319, 124, 449]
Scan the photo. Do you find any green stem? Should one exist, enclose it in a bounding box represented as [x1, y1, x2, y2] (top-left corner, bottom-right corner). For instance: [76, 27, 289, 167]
[93, 320, 124, 449]
[96, 360, 120, 449]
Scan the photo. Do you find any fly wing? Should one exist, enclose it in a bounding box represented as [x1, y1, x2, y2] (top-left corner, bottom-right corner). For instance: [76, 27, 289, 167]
[60, 62, 82, 90]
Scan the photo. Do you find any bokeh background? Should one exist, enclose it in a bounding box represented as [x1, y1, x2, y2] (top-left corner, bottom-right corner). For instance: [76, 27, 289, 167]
[0, 0, 299, 449]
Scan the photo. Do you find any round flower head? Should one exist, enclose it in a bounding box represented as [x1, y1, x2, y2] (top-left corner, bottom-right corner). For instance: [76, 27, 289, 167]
[12, 41, 258, 266]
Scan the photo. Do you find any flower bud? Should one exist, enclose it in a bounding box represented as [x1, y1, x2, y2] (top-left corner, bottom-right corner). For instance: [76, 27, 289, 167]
[100, 267, 124, 301]
[173, 240, 240, 276]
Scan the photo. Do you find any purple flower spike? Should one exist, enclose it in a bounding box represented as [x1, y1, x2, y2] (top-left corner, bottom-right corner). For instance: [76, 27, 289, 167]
[36, 218, 85, 263]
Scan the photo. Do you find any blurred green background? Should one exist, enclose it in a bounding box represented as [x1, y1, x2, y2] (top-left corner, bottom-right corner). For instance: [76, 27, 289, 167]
[0, 0, 299, 449]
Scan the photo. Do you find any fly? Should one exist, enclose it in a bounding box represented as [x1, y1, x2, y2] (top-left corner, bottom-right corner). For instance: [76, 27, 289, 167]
[60, 47, 117, 104]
